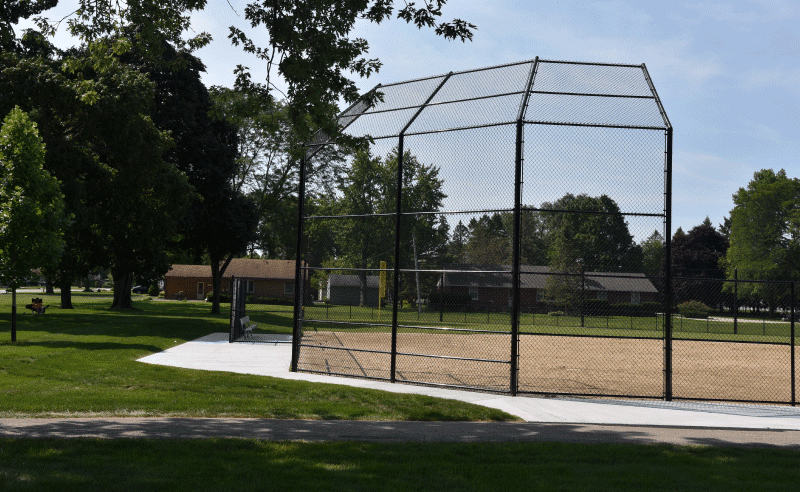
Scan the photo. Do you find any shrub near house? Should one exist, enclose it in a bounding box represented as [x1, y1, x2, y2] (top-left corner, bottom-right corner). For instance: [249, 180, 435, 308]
[678, 300, 712, 319]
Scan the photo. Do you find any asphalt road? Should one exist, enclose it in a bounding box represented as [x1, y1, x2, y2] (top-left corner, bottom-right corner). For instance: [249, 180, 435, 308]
[3, 418, 800, 448]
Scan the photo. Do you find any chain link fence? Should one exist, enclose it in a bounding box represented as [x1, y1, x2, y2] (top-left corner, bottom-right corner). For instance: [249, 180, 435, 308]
[288, 58, 798, 405]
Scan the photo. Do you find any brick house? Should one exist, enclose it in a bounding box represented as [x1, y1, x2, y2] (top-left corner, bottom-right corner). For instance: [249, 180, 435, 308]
[439, 264, 658, 311]
[164, 258, 303, 300]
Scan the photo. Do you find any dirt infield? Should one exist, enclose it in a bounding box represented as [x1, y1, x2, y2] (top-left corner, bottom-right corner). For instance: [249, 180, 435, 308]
[297, 331, 799, 402]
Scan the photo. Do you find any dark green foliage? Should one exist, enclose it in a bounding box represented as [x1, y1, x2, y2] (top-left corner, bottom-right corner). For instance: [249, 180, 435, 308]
[671, 220, 728, 307]
[147, 284, 160, 297]
[542, 193, 642, 273]
[205, 292, 231, 303]
[583, 299, 610, 315]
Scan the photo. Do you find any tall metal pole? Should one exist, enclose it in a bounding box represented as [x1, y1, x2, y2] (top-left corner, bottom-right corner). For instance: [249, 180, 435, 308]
[509, 58, 538, 396]
[733, 269, 738, 335]
[390, 136, 404, 383]
[789, 281, 797, 406]
[511, 120, 524, 396]
[291, 151, 308, 372]
[664, 127, 674, 401]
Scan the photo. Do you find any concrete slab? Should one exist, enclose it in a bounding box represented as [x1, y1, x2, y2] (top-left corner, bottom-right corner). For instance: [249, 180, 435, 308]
[137, 334, 800, 429]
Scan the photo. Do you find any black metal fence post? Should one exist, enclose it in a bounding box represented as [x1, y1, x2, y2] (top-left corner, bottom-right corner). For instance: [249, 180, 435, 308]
[663, 126, 674, 401]
[789, 281, 797, 406]
[734, 269, 738, 335]
[290, 150, 308, 372]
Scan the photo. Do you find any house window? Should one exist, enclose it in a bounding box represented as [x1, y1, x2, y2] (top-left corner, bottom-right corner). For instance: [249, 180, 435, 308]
[246, 280, 255, 294]
[284, 281, 294, 295]
[468, 288, 479, 301]
[537, 290, 546, 302]
[596, 291, 607, 301]
[197, 282, 204, 297]
[631, 292, 641, 305]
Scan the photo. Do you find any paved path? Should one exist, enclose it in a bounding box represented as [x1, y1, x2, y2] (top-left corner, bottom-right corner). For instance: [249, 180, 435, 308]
[2, 418, 800, 448]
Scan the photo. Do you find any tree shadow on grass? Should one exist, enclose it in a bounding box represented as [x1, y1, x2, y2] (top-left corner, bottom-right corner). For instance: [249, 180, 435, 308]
[0, 340, 164, 353]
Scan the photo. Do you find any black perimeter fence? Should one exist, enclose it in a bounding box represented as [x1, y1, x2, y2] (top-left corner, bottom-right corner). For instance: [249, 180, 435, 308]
[287, 58, 799, 405]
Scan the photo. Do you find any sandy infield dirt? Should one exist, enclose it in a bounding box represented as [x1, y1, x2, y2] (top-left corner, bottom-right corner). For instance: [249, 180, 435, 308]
[297, 330, 797, 402]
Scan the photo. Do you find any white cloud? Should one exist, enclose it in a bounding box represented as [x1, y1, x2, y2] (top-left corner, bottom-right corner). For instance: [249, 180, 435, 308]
[684, 1, 800, 26]
[738, 65, 800, 96]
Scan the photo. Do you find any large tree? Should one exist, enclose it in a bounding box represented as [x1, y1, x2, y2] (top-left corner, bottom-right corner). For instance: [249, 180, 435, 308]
[542, 193, 642, 273]
[0, 48, 110, 309]
[209, 85, 346, 260]
[331, 148, 446, 305]
[122, 38, 259, 314]
[671, 219, 728, 308]
[0, 106, 67, 341]
[723, 169, 800, 314]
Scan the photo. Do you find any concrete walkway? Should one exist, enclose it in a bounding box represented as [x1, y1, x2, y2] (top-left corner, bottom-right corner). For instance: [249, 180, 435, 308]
[133, 333, 800, 430]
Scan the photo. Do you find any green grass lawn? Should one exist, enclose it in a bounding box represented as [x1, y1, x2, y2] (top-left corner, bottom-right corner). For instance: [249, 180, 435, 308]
[297, 303, 797, 343]
[0, 293, 512, 421]
[2, 438, 800, 491]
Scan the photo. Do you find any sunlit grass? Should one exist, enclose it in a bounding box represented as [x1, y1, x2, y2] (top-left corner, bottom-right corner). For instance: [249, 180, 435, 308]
[0, 297, 514, 421]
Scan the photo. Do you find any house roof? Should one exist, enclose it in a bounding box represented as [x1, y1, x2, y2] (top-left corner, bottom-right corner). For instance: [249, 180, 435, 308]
[327, 274, 380, 289]
[441, 264, 658, 293]
[166, 259, 297, 280]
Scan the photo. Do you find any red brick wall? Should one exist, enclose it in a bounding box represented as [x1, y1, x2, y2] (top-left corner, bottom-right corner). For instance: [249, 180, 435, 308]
[164, 277, 297, 300]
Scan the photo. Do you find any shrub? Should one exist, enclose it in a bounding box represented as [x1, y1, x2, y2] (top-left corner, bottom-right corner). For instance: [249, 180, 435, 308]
[583, 299, 609, 315]
[548, 311, 564, 317]
[428, 292, 473, 311]
[678, 300, 711, 319]
[205, 292, 231, 303]
[148, 284, 160, 297]
[157, 291, 165, 298]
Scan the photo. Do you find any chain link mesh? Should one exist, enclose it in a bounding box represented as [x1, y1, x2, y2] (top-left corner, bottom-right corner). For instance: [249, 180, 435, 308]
[293, 59, 797, 405]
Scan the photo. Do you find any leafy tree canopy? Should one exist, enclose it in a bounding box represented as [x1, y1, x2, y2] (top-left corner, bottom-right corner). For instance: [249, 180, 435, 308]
[724, 168, 800, 282]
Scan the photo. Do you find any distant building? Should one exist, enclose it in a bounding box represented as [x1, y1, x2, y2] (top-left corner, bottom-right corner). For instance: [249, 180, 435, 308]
[164, 259, 302, 300]
[326, 274, 380, 307]
[439, 264, 658, 311]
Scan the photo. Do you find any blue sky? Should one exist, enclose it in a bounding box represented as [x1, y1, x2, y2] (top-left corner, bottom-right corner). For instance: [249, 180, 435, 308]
[18, 1, 800, 238]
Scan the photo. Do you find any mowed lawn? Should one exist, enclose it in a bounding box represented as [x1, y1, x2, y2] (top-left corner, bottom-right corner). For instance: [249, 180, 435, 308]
[2, 438, 800, 491]
[0, 292, 512, 421]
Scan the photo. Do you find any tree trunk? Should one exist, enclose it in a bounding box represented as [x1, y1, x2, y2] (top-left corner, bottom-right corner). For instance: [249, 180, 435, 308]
[59, 276, 74, 309]
[11, 287, 17, 342]
[359, 260, 368, 307]
[209, 254, 234, 315]
[110, 272, 134, 309]
[45, 277, 55, 295]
